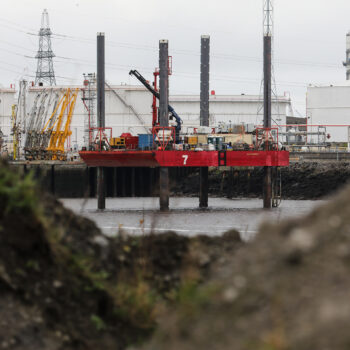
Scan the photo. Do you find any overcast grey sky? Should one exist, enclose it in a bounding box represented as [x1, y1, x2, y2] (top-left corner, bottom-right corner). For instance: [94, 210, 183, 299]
[1, 0, 350, 114]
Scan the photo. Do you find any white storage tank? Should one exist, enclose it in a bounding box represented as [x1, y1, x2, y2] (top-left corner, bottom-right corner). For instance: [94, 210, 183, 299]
[307, 83, 350, 142]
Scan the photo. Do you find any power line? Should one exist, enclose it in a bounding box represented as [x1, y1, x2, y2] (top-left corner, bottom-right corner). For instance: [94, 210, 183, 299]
[0, 46, 34, 59]
[0, 39, 36, 53]
[0, 15, 338, 95]
[0, 60, 80, 84]
[0, 44, 313, 89]
[0, 17, 37, 32]
[51, 33, 343, 69]
[0, 18, 343, 70]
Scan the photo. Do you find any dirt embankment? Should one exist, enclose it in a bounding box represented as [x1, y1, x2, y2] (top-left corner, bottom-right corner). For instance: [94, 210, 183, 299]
[138, 179, 350, 350]
[4, 158, 350, 350]
[171, 162, 350, 200]
[0, 161, 241, 350]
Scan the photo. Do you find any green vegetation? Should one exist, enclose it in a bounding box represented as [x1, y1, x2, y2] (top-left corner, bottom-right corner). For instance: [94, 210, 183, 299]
[25, 259, 40, 271]
[170, 280, 220, 320]
[0, 161, 241, 349]
[90, 314, 106, 331]
[0, 164, 38, 216]
[113, 280, 157, 329]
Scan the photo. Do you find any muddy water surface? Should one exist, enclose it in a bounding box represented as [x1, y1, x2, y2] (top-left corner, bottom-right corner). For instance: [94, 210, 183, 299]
[60, 197, 324, 240]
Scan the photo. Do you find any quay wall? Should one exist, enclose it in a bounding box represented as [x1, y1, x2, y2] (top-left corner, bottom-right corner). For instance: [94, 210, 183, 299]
[9, 153, 350, 200]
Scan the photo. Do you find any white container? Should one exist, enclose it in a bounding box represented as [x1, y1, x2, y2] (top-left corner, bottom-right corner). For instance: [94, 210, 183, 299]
[156, 130, 173, 142]
[197, 126, 212, 134]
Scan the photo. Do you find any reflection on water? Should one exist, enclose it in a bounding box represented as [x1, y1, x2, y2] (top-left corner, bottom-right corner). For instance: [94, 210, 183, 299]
[60, 197, 324, 240]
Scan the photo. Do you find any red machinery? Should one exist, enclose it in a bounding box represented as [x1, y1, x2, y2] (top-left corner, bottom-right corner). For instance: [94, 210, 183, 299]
[152, 69, 159, 128]
[80, 126, 289, 167]
[120, 133, 138, 150]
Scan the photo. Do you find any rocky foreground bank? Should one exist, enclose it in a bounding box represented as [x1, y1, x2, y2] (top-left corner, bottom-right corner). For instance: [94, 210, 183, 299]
[172, 161, 350, 199]
[140, 174, 350, 350]
[0, 161, 241, 350]
[2, 159, 350, 350]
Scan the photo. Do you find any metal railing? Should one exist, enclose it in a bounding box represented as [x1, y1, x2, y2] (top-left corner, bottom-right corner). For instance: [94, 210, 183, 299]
[255, 127, 279, 150]
[152, 126, 175, 150]
[89, 127, 112, 151]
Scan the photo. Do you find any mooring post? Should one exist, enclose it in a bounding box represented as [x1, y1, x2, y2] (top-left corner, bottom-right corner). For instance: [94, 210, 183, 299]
[199, 35, 210, 208]
[97, 167, 105, 208]
[159, 39, 169, 211]
[263, 27, 272, 209]
[97, 32, 105, 210]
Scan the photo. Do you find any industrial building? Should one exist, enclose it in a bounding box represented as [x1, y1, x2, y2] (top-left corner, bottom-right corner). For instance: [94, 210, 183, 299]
[0, 87, 16, 149]
[301, 32, 350, 145]
[0, 84, 292, 155]
[307, 82, 350, 143]
[171, 93, 291, 129]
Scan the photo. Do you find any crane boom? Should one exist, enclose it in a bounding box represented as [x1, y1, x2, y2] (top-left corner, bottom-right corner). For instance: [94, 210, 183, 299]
[46, 88, 78, 160]
[129, 69, 182, 141]
[130, 70, 160, 100]
[56, 89, 78, 154]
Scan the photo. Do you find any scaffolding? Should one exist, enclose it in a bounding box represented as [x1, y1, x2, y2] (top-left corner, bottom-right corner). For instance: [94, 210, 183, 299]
[82, 73, 97, 148]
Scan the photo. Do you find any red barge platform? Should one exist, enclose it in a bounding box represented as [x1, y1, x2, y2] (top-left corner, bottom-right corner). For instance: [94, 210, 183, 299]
[79, 150, 289, 168]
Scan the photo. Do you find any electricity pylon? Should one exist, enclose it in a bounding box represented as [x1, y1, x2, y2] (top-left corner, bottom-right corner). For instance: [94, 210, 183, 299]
[35, 9, 56, 86]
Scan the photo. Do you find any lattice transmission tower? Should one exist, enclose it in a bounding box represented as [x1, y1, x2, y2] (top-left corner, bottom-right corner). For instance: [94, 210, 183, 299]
[35, 9, 56, 86]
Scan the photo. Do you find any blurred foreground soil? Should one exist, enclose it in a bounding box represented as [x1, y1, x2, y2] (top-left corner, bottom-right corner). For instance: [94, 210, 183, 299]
[2, 160, 350, 350]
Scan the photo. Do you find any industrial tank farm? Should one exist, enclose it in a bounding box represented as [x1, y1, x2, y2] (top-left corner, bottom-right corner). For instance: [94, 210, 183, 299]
[2, 2, 350, 211]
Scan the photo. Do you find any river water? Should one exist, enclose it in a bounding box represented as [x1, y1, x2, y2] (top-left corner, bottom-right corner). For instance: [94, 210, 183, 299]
[60, 197, 324, 240]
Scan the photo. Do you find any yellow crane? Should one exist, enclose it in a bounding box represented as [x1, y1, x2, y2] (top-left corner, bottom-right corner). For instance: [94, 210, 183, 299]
[43, 88, 78, 160]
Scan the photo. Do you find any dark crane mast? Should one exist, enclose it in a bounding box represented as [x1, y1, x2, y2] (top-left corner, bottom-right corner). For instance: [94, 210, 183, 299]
[129, 69, 182, 142]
